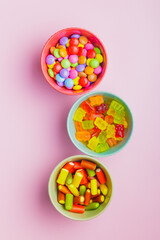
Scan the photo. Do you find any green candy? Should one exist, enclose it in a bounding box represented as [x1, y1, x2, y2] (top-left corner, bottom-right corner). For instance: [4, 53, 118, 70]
[65, 194, 73, 211]
[54, 48, 61, 58]
[61, 59, 70, 69]
[90, 59, 99, 68]
[48, 68, 54, 78]
[95, 143, 110, 153]
[94, 47, 101, 54]
[86, 169, 95, 177]
[82, 120, 94, 130]
[70, 62, 78, 67]
[79, 185, 86, 196]
[66, 172, 73, 185]
[98, 131, 107, 143]
[85, 202, 100, 210]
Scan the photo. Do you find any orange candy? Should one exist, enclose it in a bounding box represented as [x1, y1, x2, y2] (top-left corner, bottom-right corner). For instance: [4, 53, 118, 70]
[89, 95, 104, 106]
[105, 115, 114, 124]
[84, 189, 91, 206]
[75, 131, 91, 142]
[79, 36, 88, 45]
[78, 71, 87, 77]
[81, 160, 96, 170]
[50, 46, 56, 54]
[95, 168, 106, 184]
[78, 55, 86, 64]
[75, 121, 84, 131]
[107, 138, 117, 147]
[59, 48, 67, 58]
[85, 66, 94, 75]
[88, 73, 97, 82]
[58, 191, 65, 204]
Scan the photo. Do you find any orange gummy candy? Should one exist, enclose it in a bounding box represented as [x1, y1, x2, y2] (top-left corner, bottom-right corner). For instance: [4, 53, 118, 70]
[89, 95, 104, 106]
[75, 121, 84, 131]
[76, 131, 91, 142]
[105, 115, 114, 124]
[107, 138, 117, 147]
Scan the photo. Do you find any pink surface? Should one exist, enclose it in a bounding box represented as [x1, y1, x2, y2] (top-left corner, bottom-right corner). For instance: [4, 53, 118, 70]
[0, 0, 160, 239]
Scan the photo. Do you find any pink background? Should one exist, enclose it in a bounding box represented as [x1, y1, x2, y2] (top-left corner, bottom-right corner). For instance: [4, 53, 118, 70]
[1, 0, 160, 239]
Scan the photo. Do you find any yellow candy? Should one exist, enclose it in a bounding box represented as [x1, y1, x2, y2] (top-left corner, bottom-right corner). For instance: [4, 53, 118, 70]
[86, 58, 92, 66]
[91, 179, 97, 195]
[78, 43, 84, 48]
[72, 172, 83, 188]
[73, 76, 80, 85]
[94, 117, 108, 130]
[73, 85, 82, 90]
[67, 184, 79, 196]
[57, 168, 69, 185]
[47, 62, 56, 68]
[88, 136, 99, 151]
[100, 184, 108, 196]
[106, 124, 116, 138]
[95, 54, 103, 63]
[66, 39, 70, 47]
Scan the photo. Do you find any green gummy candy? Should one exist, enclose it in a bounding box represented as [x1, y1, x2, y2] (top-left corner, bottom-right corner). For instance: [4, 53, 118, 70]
[95, 143, 110, 153]
[73, 107, 86, 122]
[48, 68, 54, 78]
[88, 136, 99, 151]
[54, 48, 61, 58]
[86, 168, 95, 177]
[79, 185, 86, 196]
[108, 100, 125, 117]
[65, 194, 73, 211]
[94, 47, 101, 54]
[82, 120, 94, 130]
[90, 59, 99, 68]
[98, 131, 107, 143]
[66, 172, 73, 185]
[85, 202, 100, 210]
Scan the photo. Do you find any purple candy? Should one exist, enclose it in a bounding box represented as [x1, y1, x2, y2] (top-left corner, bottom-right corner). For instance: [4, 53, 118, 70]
[84, 43, 94, 50]
[45, 55, 55, 65]
[71, 34, 80, 39]
[60, 69, 69, 78]
[76, 64, 86, 72]
[59, 37, 68, 45]
[56, 81, 64, 87]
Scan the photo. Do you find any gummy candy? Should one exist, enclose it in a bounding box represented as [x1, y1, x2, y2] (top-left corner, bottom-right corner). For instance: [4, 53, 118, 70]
[76, 131, 91, 141]
[75, 121, 84, 131]
[82, 120, 94, 130]
[88, 136, 99, 150]
[98, 131, 107, 143]
[107, 138, 117, 147]
[115, 124, 124, 138]
[81, 101, 95, 114]
[95, 143, 109, 153]
[83, 114, 90, 120]
[73, 107, 86, 122]
[94, 117, 108, 130]
[107, 100, 125, 117]
[106, 124, 116, 139]
[95, 104, 108, 114]
[89, 113, 104, 121]
[89, 95, 104, 106]
[105, 115, 114, 124]
[90, 127, 101, 138]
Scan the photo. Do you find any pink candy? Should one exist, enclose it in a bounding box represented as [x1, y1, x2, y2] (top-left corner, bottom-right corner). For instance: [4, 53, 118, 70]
[82, 49, 87, 57]
[94, 65, 102, 75]
[69, 55, 78, 64]
[58, 57, 63, 62]
[84, 43, 94, 50]
[69, 69, 78, 79]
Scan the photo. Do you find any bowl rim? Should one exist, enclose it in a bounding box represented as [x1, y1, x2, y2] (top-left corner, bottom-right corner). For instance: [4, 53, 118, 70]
[48, 154, 113, 221]
[67, 91, 134, 157]
[41, 27, 107, 96]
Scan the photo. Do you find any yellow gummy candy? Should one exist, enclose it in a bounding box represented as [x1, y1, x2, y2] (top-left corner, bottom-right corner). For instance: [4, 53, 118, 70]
[88, 136, 99, 151]
[106, 124, 116, 139]
[94, 117, 108, 130]
[89, 95, 104, 106]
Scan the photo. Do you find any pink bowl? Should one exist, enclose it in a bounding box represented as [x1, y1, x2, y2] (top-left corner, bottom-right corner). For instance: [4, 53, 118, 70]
[41, 28, 107, 96]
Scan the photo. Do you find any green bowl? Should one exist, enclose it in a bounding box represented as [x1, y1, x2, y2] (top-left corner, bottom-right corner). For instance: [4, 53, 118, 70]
[67, 91, 133, 157]
[48, 155, 113, 221]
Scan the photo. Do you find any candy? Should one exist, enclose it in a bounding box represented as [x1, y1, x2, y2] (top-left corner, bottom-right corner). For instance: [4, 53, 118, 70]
[115, 124, 124, 138]
[85, 202, 100, 210]
[87, 49, 96, 58]
[88, 136, 99, 151]
[73, 107, 86, 122]
[94, 65, 102, 74]
[59, 48, 67, 58]
[58, 185, 71, 194]
[82, 48, 87, 56]
[71, 34, 80, 39]
[67, 45, 79, 55]
[72, 171, 83, 188]
[65, 193, 73, 210]
[95, 104, 108, 114]
[57, 168, 69, 185]
[60, 69, 69, 78]
[76, 131, 91, 141]
[56, 73, 65, 83]
[63, 162, 75, 172]
[90, 59, 99, 68]
[67, 184, 79, 196]
[96, 168, 106, 184]
[70, 205, 85, 213]
[86, 169, 95, 177]
[84, 189, 91, 206]
[58, 191, 65, 204]
[64, 78, 74, 89]
[98, 131, 107, 143]
[82, 120, 94, 130]
[54, 49, 61, 58]
[69, 69, 78, 79]
[94, 117, 108, 130]
[70, 62, 78, 67]
[70, 38, 79, 46]
[46, 55, 55, 65]
[105, 115, 114, 124]
[48, 69, 54, 78]
[56, 81, 64, 87]
[66, 172, 73, 185]
[76, 64, 86, 72]
[78, 71, 87, 77]
[93, 195, 104, 203]
[79, 185, 86, 196]
[79, 36, 88, 45]
[53, 62, 62, 73]
[94, 47, 101, 54]
[106, 124, 116, 138]
[88, 177, 100, 187]
[50, 46, 56, 54]
[69, 54, 78, 64]
[77, 169, 88, 184]
[73, 76, 80, 85]
[100, 184, 108, 195]
[89, 95, 104, 106]
[85, 43, 94, 50]
[79, 77, 89, 87]
[73, 196, 84, 205]
[61, 59, 70, 69]
[81, 101, 95, 114]
[95, 142, 110, 153]
[47, 62, 56, 68]
[107, 138, 117, 147]
[107, 100, 125, 117]
[77, 47, 83, 56]
[73, 85, 82, 90]
[91, 188, 101, 198]
[90, 126, 101, 138]
[73, 161, 84, 170]
[95, 53, 103, 63]
[85, 66, 94, 75]
[81, 160, 96, 170]
[60, 37, 68, 45]
[88, 73, 97, 82]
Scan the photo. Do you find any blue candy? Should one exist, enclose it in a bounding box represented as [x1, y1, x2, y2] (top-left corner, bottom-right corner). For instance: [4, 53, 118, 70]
[64, 78, 74, 89]
[76, 64, 86, 72]
[56, 73, 65, 83]
[60, 69, 69, 78]
[71, 34, 80, 39]
[59, 37, 68, 45]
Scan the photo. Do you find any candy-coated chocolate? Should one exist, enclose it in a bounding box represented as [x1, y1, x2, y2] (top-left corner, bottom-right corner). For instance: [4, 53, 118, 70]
[79, 36, 88, 45]
[60, 69, 69, 78]
[79, 77, 89, 87]
[84, 43, 94, 50]
[71, 34, 80, 39]
[60, 36, 68, 45]
[61, 59, 71, 69]
[54, 48, 61, 58]
[69, 54, 78, 64]
[88, 73, 97, 82]
[56, 73, 65, 83]
[46, 54, 55, 65]
[64, 78, 74, 89]
[69, 69, 78, 79]
[70, 38, 79, 46]
[87, 49, 96, 58]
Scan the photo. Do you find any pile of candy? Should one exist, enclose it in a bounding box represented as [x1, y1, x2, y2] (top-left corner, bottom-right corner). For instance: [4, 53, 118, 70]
[45, 34, 104, 91]
[73, 95, 128, 152]
[57, 160, 109, 213]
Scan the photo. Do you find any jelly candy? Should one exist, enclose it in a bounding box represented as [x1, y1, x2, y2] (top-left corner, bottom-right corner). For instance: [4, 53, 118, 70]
[83, 114, 90, 120]
[107, 138, 117, 147]
[90, 126, 101, 138]
[95, 104, 108, 114]
[98, 131, 107, 143]
[89, 113, 104, 121]
[76, 131, 91, 141]
[94, 117, 108, 130]
[105, 115, 114, 124]
[88, 136, 99, 150]
[75, 121, 84, 131]
[89, 95, 104, 106]
[106, 124, 116, 139]
[82, 120, 94, 130]
[95, 143, 109, 153]
[73, 107, 86, 122]
[107, 100, 125, 118]
[81, 101, 95, 114]
[115, 124, 124, 138]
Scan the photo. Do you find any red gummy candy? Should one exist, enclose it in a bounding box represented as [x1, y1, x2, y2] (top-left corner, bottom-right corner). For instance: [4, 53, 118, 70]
[95, 104, 108, 114]
[81, 101, 95, 114]
[115, 124, 124, 138]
